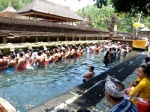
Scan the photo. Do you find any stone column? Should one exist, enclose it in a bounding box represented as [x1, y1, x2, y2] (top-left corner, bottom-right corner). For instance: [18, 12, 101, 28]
[3, 37, 7, 44]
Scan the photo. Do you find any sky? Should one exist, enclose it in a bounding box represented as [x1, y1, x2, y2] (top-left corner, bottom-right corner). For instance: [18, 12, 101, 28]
[48, 0, 95, 11]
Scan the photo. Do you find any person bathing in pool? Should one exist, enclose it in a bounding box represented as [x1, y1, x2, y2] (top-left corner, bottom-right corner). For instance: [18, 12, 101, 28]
[17, 52, 26, 69]
[83, 66, 95, 82]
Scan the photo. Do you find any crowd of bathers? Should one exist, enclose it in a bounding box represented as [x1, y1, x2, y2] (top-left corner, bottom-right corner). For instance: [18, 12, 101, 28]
[0, 45, 84, 71]
[82, 42, 132, 82]
[86, 42, 132, 67]
[0, 42, 132, 71]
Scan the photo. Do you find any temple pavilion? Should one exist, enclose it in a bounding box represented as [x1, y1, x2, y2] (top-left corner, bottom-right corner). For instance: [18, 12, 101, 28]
[16, 0, 83, 24]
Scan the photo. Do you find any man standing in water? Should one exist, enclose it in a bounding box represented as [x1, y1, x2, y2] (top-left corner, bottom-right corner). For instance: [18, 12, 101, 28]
[35, 51, 45, 66]
[83, 66, 95, 82]
[7, 54, 16, 68]
[0, 53, 7, 69]
[17, 52, 26, 69]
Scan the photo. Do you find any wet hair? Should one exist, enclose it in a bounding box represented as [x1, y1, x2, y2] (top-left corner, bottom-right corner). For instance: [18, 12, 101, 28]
[145, 57, 150, 63]
[19, 52, 23, 57]
[90, 66, 94, 71]
[109, 48, 112, 51]
[10, 54, 15, 59]
[105, 51, 109, 56]
[50, 51, 53, 55]
[109, 81, 124, 101]
[38, 51, 41, 56]
[42, 50, 45, 53]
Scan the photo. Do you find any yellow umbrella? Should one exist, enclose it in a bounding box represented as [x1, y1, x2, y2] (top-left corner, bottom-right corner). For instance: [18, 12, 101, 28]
[133, 22, 143, 27]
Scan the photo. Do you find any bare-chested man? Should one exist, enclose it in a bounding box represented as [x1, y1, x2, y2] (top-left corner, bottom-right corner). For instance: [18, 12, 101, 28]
[17, 52, 26, 69]
[28, 51, 34, 66]
[83, 66, 95, 82]
[35, 51, 45, 66]
[0, 53, 7, 69]
[7, 54, 16, 68]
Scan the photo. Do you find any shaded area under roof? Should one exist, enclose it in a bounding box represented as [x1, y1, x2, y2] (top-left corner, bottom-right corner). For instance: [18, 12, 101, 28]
[140, 27, 150, 32]
[16, 0, 83, 22]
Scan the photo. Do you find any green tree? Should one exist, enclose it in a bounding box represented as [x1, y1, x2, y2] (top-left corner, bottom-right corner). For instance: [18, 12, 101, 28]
[0, 0, 32, 11]
[76, 5, 114, 30]
[76, 4, 141, 33]
[110, 0, 150, 17]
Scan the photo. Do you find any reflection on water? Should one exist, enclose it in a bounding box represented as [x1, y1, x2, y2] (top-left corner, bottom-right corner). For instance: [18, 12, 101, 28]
[0, 51, 138, 112]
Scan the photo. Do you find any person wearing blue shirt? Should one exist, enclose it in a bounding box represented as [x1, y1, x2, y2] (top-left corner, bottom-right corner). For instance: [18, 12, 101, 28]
[104, 75, 138, 112]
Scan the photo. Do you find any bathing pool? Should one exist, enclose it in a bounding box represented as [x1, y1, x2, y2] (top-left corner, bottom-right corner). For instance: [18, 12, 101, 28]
[0, 51, 138, 112]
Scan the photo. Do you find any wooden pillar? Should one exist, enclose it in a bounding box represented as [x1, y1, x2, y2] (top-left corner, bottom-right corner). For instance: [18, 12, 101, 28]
[47, 37, 50, 42]
[21, 36, 25, 43]
[3, 37, 7, 44]
[36, 36, 38, 42]
[57, 37, 59, 41]
[65, 36, 67, 41]
[109, 32, 113, 39]
[72, 33, 74, 41]
[86, 36, 87, 40]
[79, 37, 81, 41]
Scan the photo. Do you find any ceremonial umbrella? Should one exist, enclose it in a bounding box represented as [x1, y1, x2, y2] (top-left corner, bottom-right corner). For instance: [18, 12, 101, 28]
[133, 23, 145, 28]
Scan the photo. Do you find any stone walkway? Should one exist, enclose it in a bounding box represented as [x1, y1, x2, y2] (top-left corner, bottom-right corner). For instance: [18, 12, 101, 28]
[92, 66, 140, 112]
[29, 54, 147, 112]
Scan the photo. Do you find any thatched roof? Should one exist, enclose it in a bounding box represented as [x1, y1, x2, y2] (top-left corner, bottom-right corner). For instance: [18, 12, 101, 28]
[17, 0, 83, 22]
[140, 27, 150, 32]
[1, 5, 16, 12]
[0, 11, 27, 19]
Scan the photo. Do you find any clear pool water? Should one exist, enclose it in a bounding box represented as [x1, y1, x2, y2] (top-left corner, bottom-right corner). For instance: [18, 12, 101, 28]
[0, 51, 138, 112]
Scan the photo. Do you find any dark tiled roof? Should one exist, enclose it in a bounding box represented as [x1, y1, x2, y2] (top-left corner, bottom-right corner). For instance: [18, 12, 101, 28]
[16, 0, 82, 21]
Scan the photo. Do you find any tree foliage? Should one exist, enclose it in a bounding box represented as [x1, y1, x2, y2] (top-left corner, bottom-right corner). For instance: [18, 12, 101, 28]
[111, 0, 150, 17]
[0, 0, 32, 11]
[77, 5, 114, 30]
[76, 5, 149, 33]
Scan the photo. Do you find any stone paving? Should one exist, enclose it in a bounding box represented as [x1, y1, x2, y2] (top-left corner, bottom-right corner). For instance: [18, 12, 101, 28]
[29, 54, 147, 112]
[91, 57, 147, 112]
[92, 67, 139, 112]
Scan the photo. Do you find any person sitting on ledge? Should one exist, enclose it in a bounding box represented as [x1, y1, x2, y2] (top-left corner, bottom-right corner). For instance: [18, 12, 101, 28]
[104, 75, 138, 112]
[83, 66, 95, 82]
[128, 65, 150, 104]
